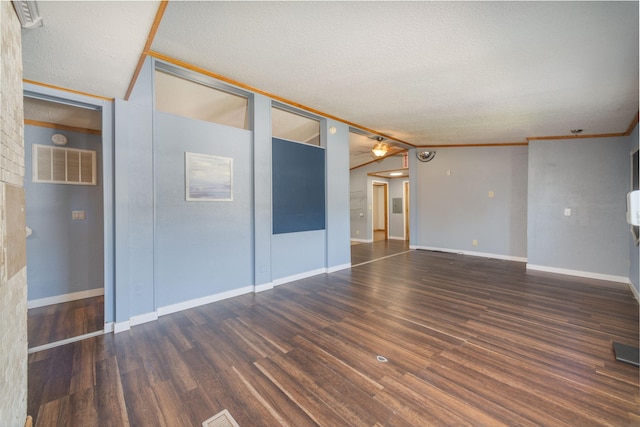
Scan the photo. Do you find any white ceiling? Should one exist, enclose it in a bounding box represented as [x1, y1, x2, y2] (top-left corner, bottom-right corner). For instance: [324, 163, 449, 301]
[19, 1, 639, 168]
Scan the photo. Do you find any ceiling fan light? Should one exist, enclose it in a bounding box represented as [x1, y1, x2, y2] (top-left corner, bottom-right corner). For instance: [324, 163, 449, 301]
[372, 142, 388, 157]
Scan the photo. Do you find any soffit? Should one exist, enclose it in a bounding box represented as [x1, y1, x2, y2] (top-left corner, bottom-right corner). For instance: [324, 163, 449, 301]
[24, 97, 101, 131]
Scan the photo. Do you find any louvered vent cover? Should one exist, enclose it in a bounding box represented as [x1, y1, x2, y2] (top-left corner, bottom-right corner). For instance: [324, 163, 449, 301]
[33, 144, 96, 185]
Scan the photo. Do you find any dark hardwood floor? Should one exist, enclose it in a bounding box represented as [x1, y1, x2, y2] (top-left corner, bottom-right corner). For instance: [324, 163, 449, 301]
[351, 238, 410, 266]
[28, 250, 639, 426]
[28, 296, 104, 349]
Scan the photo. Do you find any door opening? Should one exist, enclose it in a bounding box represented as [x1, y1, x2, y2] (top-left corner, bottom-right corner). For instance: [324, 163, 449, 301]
[24, 95, 106, 350]
[403, 181, 410, 242]
[372, 182, 388, 242]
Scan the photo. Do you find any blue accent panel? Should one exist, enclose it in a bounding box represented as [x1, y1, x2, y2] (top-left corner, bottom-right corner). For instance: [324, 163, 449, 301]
[25, 126, 104, 300]
[154, 112, 254, 307]
[272, 138, 325, 234]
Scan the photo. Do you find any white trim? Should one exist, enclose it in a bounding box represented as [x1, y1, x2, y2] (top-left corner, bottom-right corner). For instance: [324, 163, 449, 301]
[351, 238, 372, 243]
[103, 322, 114, 333]
[28, 330, 104, 354]
[27, 287, 104, 309]
[114, 321, 131, 334]
[413, 246, 527, 263]
[254, 282, 274, 293]
[371, 180, 389, 240]
[130, 311, 158, 326]
[327, 263, 351, 273]
[157, 285, 254, 317]
[272, 268, 326, 286]
[526, 264, 630, 284]
[388, 236, 405, 241]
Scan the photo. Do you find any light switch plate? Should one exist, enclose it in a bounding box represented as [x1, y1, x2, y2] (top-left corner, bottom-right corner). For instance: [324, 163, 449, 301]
[564, 208, 571, 216]
[72, 210, 86, 220]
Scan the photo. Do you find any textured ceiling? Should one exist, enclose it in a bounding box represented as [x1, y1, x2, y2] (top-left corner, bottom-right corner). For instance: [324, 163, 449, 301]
[19, 1, 639, 168]
[21, 1, 159, 99]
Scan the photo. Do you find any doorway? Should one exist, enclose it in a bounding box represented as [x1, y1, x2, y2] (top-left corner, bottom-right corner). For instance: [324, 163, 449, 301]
[24, 95, 106, 350]
[372, 182, 388, 241]
[403, 181, 410, 241]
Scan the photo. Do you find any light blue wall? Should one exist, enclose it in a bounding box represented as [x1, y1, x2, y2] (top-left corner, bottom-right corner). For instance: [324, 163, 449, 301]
[25, 126, 104, 300]
[413, 146, 528, 259]
[110, 58, 350, 323]
[527, 137, 629, 277]
[272, 230, 326, 279]
[114, 56, 155, 322]
[253, 94, 272, 287]
[325, 120, 351, 268]
[629, 125, 639, 294]
[154, 112, 254, 305]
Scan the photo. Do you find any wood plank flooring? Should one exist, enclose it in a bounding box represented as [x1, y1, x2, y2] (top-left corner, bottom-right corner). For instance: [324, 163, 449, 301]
[350, 239, 410, 266]
[28, 296, 104, 349]
[28, 250, 639, 426]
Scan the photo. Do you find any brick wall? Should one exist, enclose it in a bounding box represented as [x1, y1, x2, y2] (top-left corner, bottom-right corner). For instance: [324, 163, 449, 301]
[0, 2, 28, 426]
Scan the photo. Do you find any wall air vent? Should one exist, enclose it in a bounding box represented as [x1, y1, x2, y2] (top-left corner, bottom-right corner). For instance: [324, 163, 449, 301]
[33, 144, 96, 185]
[12, 1, 43, 29]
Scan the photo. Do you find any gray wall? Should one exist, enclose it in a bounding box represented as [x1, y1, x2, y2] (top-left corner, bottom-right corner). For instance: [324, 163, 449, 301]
[25, 126, 104, 300]
[629, 125, 639, 294]
[413, 146, 528, 259]
[527, 137, 629, 278]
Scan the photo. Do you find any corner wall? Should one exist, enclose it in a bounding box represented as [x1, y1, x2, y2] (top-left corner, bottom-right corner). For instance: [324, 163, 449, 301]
[412, 146, 528, 260]
[0, 1, 28, 424]
[527, 136, 630, 281]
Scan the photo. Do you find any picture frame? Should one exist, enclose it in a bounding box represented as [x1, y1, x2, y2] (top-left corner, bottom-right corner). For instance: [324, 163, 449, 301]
[185, 152, 233, 202]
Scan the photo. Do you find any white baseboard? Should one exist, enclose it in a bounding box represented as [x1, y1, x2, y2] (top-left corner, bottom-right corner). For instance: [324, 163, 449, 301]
[526, 264, 630, 284]
[327, 263, 351, 273]
[27, 287, 104, 309]
[272, 268, 326, 287]
[114, 321, 130, 334]
[388, 236, 406, 241]
[157, 285, 254, 317]
[130, 311, 158, 327]
[351, 238, 372, 243]
[413, 246, 527, 263]
[254, 282, 274, 293]
[103, 322, 114, 333]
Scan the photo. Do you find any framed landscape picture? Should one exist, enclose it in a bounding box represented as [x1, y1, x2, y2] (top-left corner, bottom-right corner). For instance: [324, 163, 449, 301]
[185, 152, 233, 201]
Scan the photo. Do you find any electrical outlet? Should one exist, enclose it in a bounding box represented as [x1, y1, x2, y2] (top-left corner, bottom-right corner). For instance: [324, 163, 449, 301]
[72, 210, 85, 220]
[356, 230, 360, 235]
[472, 239, 478, 246]
[488, 191, 494, 198]
[564, 208, 571, 216]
